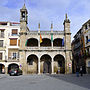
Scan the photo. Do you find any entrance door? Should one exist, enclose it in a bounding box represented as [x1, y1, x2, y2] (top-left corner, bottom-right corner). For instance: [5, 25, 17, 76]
[43, 61, 51, 74]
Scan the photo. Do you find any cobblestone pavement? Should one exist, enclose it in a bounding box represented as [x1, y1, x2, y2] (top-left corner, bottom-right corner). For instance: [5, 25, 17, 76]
[0, 74, 90, 90]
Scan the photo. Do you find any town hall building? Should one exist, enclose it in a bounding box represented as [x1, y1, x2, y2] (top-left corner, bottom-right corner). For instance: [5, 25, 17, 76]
[19, 4, 72, 74]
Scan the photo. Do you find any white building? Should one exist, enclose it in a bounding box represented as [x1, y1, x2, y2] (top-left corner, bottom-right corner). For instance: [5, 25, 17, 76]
[0, 22, 20, 74]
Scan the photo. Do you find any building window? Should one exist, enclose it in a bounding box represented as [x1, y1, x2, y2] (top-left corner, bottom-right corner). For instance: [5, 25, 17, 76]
[87, 48, 89, 53]
[89, 23, 90, 28]
[86, 36, 88, 44]
[0, 40, 3, 47]
[18, 40, 20, 46]
[0, 30, 4, 38]
[10, 39, 17, 46]
[0, 53, 2, 60]
[12, 29, 18, 36]
[12, 53, 17, 59]
[85, 25, 87, 30]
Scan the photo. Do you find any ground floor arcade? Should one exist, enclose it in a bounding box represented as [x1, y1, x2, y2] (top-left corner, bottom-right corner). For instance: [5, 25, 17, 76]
[26, 54, 65, 74]
[0, 62, 20, 74]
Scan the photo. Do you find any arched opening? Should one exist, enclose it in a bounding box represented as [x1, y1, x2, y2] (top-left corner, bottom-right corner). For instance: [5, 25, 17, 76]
[27, 54, 38, 74]
[27, 38, 38, 47]
[40, 38, 51, 47]
[8, 63, 19, 73]
[40, 54, 51, 74]
[54, 54, 65, 74]
[53, 38, 63, 47]
[0, 64, 5, 74]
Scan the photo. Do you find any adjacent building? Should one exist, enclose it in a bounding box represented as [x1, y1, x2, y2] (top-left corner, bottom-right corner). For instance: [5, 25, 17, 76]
[0, 22, 20, 74]
[72, 19, 90, 74]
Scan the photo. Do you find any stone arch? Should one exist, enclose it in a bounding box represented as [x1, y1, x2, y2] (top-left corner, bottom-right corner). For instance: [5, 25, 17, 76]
[27, 54, 38, 74]
[40, 54, 52, 74]
[27, 38, 38, 47]
[0, 64, 5, 74]
[54, 54, 65, 74]
[53, 38, 63, 47]
[40, 38, 51, 47]
[8, 63, 19, 73]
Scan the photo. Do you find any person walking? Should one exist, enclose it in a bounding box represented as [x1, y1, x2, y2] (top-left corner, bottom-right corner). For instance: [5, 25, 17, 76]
[76, 66, 79, 77]
[80, 66, 83, 76]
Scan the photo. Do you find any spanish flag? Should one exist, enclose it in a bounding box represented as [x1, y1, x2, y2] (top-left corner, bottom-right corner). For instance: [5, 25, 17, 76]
[40, 34, 42, 43]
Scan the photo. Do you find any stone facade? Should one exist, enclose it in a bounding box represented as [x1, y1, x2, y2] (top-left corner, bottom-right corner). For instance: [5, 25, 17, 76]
[72, 19, 90, 74]
[19, 4, 72, 74]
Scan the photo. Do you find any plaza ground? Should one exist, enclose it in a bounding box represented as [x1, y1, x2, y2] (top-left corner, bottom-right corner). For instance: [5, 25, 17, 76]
[0, 74, 90, 90]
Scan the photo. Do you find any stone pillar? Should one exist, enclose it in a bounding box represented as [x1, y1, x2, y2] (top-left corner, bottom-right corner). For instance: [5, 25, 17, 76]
[5, 67, 8, 74]
[51, 40, 53, 49]
[51, 58, 54, 74]
[38, 40, 40, 49]
[38, 58, 40, 74]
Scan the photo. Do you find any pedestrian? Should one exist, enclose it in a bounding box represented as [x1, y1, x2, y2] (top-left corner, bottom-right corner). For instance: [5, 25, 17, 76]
[80, 66, 83, 76]
[76, 66, 79, 77]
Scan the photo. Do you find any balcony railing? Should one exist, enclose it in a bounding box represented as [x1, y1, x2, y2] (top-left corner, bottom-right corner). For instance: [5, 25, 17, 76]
[8, 57, 19, 62]
[26, 46, 65, 50]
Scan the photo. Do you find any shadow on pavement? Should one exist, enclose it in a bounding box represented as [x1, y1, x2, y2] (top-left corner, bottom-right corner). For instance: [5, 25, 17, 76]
[47, 74, 90, 89]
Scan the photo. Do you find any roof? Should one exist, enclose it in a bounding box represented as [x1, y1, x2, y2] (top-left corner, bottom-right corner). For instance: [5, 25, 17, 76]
[22, 4, 27, 10]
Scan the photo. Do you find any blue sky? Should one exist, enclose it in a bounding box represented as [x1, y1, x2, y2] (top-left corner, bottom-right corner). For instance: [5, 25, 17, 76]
[0, 0, 90, 40]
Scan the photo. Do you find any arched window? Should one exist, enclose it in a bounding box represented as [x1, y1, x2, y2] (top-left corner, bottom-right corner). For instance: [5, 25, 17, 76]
[53, 38, 63, 47]
[40, 38, 51, 47]
[26, 38, 38, 47]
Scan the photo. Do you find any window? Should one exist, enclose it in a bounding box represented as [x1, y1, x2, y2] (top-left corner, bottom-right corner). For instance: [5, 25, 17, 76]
[0, 53, 2, 60]
[87, 48, 89, 53]
[86, 36, 88, 44]
[0, 40, 3, 47]
[85, 25, 87, 30]
[12, 29, 18, 36]
[12, 53, 17, 59]
[18, 40, 20, 46]
[0, 30, 4, 38]
[22, 12, 25, 20]
[10, 39, 17, 46]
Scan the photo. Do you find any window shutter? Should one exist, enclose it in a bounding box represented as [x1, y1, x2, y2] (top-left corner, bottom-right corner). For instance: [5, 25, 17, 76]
[12, 29, 18, 34]
[0, 53, 2, 60]
[10, 39, 17, 46]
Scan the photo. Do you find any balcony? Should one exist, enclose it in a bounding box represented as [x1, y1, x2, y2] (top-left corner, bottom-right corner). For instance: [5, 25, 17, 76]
[0, 46, 6, 50]
[26, 46, 65, 51]
[8, 57, 19, 62]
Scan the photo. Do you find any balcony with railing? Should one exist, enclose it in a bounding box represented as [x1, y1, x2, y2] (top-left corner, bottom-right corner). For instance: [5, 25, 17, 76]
[8, 56, 19, 62]
[26, 46, 65, 51]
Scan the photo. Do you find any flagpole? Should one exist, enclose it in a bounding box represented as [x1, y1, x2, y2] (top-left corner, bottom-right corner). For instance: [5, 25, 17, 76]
[51, 22, 53, 49]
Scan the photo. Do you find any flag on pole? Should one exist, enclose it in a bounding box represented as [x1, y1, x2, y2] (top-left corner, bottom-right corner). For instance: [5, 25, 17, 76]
[51, 34, 53, 42]
[40, 34, 42, 43]
[25, 39, 28, 46]
[62, 37, 64, 46]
